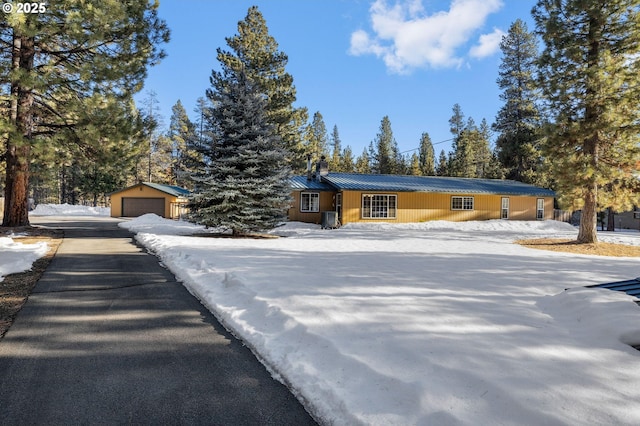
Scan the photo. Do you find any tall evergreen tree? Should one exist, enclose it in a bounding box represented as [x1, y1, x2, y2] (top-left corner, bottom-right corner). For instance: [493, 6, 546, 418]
[408, 153, 421, 175]
[533, 0, 640, 243]
[340, 146, 356, 172]
[193, 96, 210, 147]
[493, 19, 545, 185]
[355, 148, 371, 173]
[474, 119, 494, 178]
[188, 67, 291, 235]
[449, 103, 465, 138]
[418, 132, 436, 176]
[370, 116, 402, 174]
[436, 150, 450, 176]
[329, 125, 343, 171]
[0, 0, 169, 226]
[304, 111, 329, 161]
[448, 113, 494, 178]
[217, 6, 308, 172]
[168, 100, 200, 188]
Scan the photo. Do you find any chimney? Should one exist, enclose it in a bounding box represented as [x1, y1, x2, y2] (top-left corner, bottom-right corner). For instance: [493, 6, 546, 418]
[306, 154, 312, 181]
[316, 155, 328, 182]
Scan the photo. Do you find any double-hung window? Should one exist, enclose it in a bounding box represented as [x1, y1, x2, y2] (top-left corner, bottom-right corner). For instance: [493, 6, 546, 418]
[536, 198, 545, 220]
[451, 196, 474, 210]
[300, 192, 320, 213]
[501, 197, 509, 219]
[362, 194, 397, 219]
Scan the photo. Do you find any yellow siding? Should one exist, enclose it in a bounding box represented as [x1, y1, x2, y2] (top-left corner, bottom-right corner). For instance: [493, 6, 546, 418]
[288, 191, 335, 224]
[110, 184, 181, 218]
[341, 191, 554, 224]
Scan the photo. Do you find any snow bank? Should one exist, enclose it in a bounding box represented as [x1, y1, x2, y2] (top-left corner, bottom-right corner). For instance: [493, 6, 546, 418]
[123, 217, 640, 425]
[30, 203, 110, 216]
[118, 214, 222, 236]
[343, 218, 576, 233]
[0, 237, 48, 282]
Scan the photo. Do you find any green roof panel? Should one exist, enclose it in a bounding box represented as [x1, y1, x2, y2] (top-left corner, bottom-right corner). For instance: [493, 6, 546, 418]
[320, 173, 555, 197]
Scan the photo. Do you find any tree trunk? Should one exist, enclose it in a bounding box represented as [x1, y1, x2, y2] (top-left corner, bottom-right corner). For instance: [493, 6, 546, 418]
[577, 182, 598, 243]
[576, 15, 601, 245]
[3, 32, 34, 227]
[606, 207, 615, 232]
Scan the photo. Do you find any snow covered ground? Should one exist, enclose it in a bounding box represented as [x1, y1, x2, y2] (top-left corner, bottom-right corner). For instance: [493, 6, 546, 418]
[0, 204, 108, 280]
[0, 235, 48, 282]
[117, 215, 640, 425]
[30, 203, 110, 216]
[3, 204, 639, 424]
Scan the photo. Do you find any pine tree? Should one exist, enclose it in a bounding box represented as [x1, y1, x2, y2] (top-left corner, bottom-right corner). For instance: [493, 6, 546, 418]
[449, 103, 465, 138]
[474, 119, 494, 178]
[449, 108, 475, 177]
[370, 116, 402, 174]
[436, 150, 450, 176]
[188, 68, 291, 236]
[217, 6, 308, 172]
[29, 93, 147, 206]
[493, 19, 545, 185]
[305, 111, 329, 162]
[340, 146, 356, 172]
[450, 129, 477, 177]
[355, 148, 371, 173]
[533, 0, 640, 243]
[168, 100, 200, 189]
[418, 132, 436, 176]
[408, 153, 421, 175]
[329, 125, 343, 171]
[1, 1, 169, 226]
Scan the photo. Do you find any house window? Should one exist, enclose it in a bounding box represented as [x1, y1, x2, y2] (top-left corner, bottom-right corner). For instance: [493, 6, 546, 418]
[300, 192, 320, 212]
[536, 198, 545, 220]
[451, 196, 474, 211]
[362, 194, 397, 219]
[501, 197, 509, 219]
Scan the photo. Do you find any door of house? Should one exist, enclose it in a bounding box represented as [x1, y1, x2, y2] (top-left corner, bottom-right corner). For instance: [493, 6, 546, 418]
[336, 192, 342, 223]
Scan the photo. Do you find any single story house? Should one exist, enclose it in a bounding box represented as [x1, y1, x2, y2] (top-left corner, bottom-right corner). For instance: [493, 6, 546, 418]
[109, 182, 189, 219]
[289, 172, 556, 226]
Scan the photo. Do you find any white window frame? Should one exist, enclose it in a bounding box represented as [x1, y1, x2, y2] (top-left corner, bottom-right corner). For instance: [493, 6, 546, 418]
[501, 197, 509, 219]
[536, 198, 545, 220]
[451, 196, 474, 211]
[300, 192, 320, 213]
[361, 194, 397, 219]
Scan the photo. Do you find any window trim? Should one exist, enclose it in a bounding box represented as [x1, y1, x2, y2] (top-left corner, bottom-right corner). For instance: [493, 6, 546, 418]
[536, 198, 545, 220]
[300, 192, 320, 213]
[451, 196, 474, 211]
[501, 197, 509, 220]
[361, 194, 397, 219]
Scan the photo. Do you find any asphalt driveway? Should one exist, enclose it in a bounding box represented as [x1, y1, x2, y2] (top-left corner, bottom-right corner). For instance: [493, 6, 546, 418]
[0, 216, 317, 425]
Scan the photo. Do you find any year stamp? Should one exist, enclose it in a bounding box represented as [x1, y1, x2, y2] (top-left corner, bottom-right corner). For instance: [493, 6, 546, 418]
[2, 2, 47, 14]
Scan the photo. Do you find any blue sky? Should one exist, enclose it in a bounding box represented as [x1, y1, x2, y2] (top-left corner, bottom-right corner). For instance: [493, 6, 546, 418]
[139, 0, 539, 158]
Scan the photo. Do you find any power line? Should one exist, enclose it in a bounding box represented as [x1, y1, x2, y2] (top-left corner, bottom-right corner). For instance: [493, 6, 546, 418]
[399, 137, 455, 155]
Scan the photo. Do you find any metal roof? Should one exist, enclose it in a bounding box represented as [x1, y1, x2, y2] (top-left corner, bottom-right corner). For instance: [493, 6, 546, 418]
[319, 173, 556, 197]
[588, 277, 640, 298]
[110, 182, 190, 197]
[289, 175, 335, 191]
[143, 182, 191, 197]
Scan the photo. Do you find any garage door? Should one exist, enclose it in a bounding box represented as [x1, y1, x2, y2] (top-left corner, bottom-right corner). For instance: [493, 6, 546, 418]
[122, 197, 165, 217]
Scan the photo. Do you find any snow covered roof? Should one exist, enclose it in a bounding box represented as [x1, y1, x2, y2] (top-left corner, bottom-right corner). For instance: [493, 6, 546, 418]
[317, 173, 556, 197]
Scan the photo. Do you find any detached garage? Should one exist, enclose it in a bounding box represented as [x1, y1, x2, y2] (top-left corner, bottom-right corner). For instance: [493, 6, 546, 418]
[109, 182, 190, 219]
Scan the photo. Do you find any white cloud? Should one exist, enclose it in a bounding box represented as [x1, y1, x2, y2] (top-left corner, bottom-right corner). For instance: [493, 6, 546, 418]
[470, 28, 506, 58]
[349, 0, 504, 74]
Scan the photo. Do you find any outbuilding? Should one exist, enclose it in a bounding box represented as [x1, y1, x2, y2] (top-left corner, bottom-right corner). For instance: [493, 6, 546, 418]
[109, 182, 189, 219]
